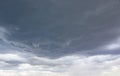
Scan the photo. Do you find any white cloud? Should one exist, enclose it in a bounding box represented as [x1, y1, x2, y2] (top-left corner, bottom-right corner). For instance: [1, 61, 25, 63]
[0, 53, 120, 76]
[0, 26, 10, 42]
[100, 37, 120, 51]
[105, 44, 120, 50]
[67, 55, 120, 76]
[0, 70, 68, 76]
[0, 53, 26, 62]
[0, 48, 120, 76]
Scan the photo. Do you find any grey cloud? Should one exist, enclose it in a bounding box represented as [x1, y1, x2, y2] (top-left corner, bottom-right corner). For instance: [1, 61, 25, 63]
[0, 0, 120, 58]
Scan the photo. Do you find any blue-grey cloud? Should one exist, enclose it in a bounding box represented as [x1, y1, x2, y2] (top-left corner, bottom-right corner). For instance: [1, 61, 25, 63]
[0, 0, 120, 58]
[0, 0, 120, 76]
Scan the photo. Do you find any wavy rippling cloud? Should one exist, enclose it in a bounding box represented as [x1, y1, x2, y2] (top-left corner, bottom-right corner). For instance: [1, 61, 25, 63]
[0, 0, 120, 76]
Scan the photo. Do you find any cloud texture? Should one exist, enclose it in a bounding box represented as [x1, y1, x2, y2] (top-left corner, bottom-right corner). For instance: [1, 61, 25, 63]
[0, 0, 120, 76]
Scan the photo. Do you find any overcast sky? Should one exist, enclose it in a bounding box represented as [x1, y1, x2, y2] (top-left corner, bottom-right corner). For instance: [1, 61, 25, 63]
[0, 0, 120, 76]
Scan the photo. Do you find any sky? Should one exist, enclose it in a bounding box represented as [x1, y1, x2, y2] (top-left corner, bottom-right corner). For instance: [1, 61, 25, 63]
[0, 0, 120, 76]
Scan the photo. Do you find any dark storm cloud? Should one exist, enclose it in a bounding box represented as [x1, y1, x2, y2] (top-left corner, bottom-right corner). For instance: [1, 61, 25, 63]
[0, 0, 120, 58]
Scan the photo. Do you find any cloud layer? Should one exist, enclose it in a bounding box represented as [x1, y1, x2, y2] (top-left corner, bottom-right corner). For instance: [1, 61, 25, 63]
[0, 52, 120, 76]
[0, 0, 120, 76]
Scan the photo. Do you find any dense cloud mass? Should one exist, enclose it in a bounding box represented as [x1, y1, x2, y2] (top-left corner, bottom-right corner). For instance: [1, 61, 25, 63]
[0, 0, 120, 76]
[0, 0, 120, 57]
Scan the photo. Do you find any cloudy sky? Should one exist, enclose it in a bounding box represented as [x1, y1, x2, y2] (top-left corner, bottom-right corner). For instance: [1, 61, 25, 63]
[0, 0, 120, 76]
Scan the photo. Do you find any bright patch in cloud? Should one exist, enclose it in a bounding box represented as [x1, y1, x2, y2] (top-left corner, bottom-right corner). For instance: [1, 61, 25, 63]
[0, 53, 26, 62]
